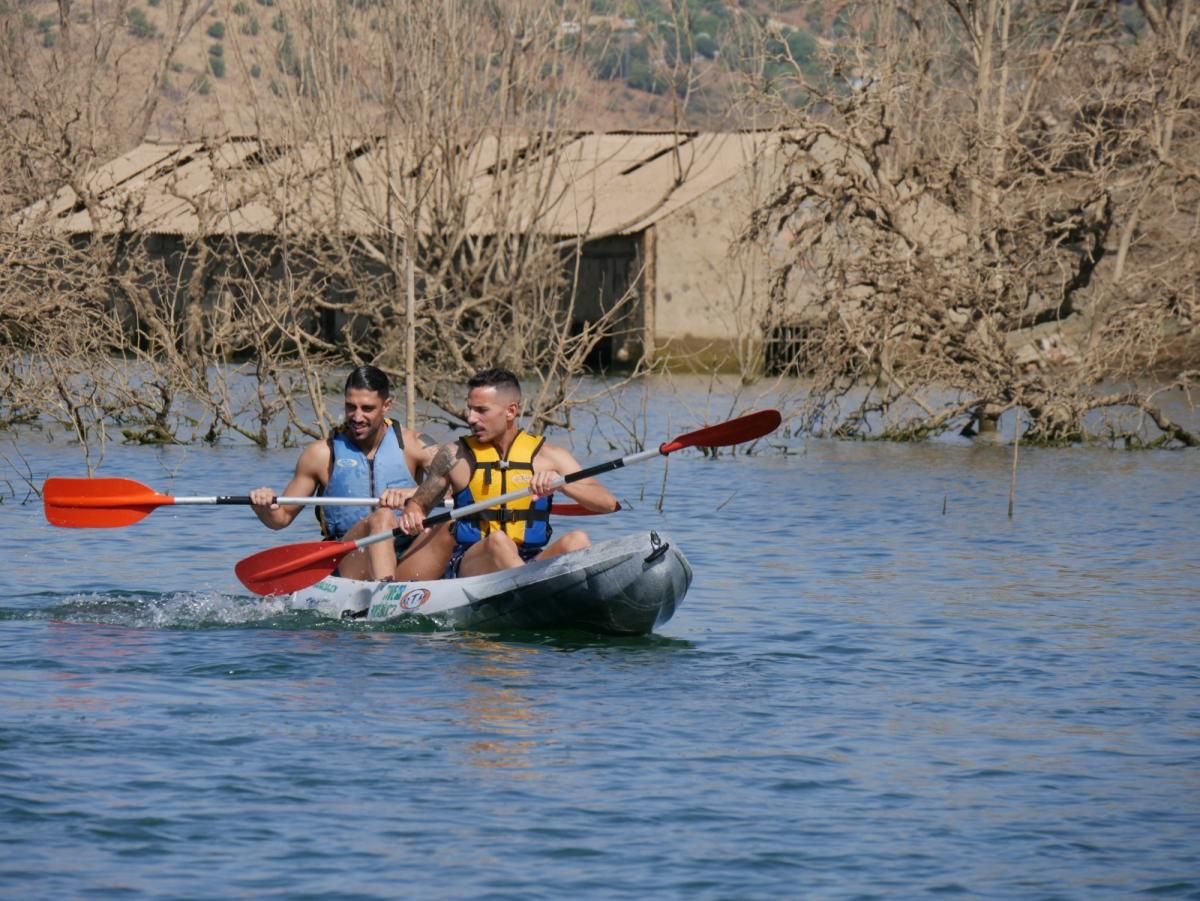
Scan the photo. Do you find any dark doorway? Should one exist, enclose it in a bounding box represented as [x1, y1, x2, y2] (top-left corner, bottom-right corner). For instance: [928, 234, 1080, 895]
[569, 236, 642, 371]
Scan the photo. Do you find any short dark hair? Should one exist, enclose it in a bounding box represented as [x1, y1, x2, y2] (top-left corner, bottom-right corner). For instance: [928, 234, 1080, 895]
[467, 367, 521, 399]
[344, 365, 390, 398]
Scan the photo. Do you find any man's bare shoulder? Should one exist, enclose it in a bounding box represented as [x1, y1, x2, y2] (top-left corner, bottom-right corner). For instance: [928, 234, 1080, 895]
[402, 427, 442, 463]
[536, 440, 582, 472]
[295, 435, 333, 476]
[427, 438, 468, 474]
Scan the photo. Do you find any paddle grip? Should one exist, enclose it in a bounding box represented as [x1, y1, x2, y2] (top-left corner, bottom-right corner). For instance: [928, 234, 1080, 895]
[216, 496, 368, 506]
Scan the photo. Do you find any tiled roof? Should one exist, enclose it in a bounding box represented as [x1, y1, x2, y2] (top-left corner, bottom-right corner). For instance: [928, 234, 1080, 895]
[12, 131, 786, 238]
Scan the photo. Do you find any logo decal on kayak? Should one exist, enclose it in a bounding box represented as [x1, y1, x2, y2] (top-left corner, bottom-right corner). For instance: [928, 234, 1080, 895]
[313, 580, 337, 593]
[381, 583, 408, 601]
[400, 588, 430, 611]
[369, 585, 428, 617]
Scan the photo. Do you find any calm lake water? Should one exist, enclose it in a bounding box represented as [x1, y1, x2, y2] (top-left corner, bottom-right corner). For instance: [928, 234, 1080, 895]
[1, 387, 1198, 899]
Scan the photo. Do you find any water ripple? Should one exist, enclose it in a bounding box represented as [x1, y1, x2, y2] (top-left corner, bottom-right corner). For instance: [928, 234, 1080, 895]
[1, 430, 1198, 898]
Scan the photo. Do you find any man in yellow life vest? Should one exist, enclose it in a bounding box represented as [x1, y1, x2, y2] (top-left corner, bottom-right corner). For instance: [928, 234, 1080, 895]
[398, 367, 619, 578]
[249, 365, 454, 581]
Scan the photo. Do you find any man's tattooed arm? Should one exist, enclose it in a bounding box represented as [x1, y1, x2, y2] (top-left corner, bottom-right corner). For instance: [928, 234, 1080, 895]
[406, 441, 462, 514]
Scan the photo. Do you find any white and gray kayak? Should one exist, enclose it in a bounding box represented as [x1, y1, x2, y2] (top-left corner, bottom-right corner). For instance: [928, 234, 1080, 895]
[286, 531, 691, 635]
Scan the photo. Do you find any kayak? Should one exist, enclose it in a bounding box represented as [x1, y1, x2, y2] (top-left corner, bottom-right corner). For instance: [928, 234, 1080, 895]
[285, 531, 691, 635]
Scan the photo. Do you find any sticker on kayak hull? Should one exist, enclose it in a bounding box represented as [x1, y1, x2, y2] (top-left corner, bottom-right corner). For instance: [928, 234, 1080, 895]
[401, 588, 430, 611]
[368, 587, 430, 619]
[381, 583, 408, 601]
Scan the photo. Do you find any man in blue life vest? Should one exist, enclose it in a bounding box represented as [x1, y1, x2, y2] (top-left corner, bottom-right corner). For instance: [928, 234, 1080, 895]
[249, 365, 454, 581]
[397, 367, 619, 578]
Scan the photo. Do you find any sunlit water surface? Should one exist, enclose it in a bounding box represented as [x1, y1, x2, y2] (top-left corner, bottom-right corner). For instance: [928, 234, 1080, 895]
[1, 395, 1198, 899]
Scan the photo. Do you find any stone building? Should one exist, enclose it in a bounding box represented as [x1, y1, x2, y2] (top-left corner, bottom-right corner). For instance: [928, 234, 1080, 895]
[14, 130, 808, 372]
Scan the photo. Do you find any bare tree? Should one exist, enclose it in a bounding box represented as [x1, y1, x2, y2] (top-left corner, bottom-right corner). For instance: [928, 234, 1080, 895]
[0, 0, 228, 461]
[737, 0, 1198, 446]
[2, 0, 670, 462]
[221, 0, 656, 432]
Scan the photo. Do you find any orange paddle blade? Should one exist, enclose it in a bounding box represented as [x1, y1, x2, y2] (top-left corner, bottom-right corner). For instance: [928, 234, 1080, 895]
[235, 540, 354, 596]
[43, 477, 171, 528]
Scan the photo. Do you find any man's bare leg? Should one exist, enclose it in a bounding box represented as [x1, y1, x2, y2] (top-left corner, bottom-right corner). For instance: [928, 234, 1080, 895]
[395, 524, 456, 581]
[457, 531, 525, 577]
[533, 529, 591, 562]
[335, 509, 400, 580]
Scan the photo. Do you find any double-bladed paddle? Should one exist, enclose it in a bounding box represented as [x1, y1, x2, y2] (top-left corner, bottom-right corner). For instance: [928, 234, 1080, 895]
[42, 476, 610, 529]
[235, 408, 782, 596]
[42, 477, 374, 529]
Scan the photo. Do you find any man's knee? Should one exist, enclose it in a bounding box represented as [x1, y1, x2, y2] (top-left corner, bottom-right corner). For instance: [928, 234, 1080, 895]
[482, 531, 518, 556]
[364, 507, 398, 532]
[559, 530, 591, 552]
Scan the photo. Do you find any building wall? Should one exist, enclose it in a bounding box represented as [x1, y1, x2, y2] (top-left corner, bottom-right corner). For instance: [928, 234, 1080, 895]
[647, 163, 778, 373]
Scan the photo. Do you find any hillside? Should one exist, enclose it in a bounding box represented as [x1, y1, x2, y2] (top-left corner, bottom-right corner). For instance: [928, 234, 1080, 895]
[10, 0, 842, 143]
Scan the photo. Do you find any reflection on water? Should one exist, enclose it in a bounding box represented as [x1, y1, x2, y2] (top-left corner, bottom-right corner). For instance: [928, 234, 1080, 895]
[451, 639, 543, 772]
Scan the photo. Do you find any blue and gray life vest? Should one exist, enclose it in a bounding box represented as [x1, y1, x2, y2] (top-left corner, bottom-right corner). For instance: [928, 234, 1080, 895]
[317, 421, 415, 540]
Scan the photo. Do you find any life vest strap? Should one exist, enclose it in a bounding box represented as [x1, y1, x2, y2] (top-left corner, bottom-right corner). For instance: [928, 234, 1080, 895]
[476, 458, 533, 488]
[470, 507, 551, 525]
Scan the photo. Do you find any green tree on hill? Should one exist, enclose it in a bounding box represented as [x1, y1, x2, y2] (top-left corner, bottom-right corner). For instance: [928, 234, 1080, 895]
[126, 7, 157, 39]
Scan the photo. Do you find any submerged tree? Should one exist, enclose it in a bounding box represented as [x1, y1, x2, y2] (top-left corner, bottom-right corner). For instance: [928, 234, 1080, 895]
[249, 0, 630, 430]
[0, 0, 216, 462]
[1, 0, 662, 456]
[738, 0, 1198, 446]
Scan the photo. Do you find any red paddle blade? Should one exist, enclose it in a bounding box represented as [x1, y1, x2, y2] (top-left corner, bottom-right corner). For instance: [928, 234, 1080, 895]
[43, 477, 170, 528]
[235, 540, 354, 596]
[660, 409, 782, 454]
[551, 502, 621, 516]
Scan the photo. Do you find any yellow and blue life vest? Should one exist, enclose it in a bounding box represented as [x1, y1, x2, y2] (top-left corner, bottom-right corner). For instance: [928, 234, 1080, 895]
[451, 430, 552, 550]
[317, 421, 415, 540]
